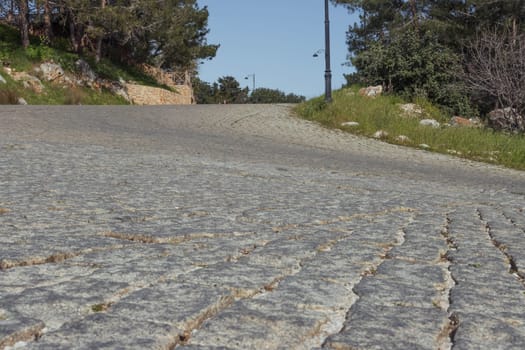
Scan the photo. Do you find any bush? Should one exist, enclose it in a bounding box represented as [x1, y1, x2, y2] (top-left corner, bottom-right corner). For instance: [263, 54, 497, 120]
[0, 88, 20, 104]
[295, 96, 328, 119]
[351, 29, 475, 116]
[64, 87, 85, 105]
[464, 26, 525, 133]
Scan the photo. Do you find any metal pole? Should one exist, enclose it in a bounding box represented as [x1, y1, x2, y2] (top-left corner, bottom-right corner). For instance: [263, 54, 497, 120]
[324, 0, 332, 103]
[245, 74, 255, 94]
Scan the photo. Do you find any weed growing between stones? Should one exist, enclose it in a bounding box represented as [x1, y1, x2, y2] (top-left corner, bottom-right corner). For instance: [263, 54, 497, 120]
[91, 303, 112, 313]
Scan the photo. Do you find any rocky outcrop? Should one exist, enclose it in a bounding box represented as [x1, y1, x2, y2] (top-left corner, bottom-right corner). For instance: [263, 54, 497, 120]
[10, 71, 44, 93]
[74, 59, 97, 87]
[37, 62, 65, 83]
[2, 60, 194, 105]
[488, 108, 524, 133]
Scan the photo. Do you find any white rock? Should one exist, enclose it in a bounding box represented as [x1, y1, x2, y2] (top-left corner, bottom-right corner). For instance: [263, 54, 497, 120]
[40, 62, 65, 82]
[17, 97, 28, 105]
[341, 121, 359, 127]
[359, 85, 383, 97]
[75, 59, 97, 83]
[373, 130, 389, 139]
[396, 135, 410, 143]
[419, 144, 430, 149]
[419, 119, 440, 128]
[399, 103, 423, 117]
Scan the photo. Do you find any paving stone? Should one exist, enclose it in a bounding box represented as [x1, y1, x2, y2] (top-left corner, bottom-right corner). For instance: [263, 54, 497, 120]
[25, 313, 178, 350]
[1, 106, 524, 349]
[324, 303, 447, 350]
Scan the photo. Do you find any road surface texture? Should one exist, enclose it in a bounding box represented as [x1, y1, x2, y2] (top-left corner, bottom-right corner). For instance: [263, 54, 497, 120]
[1, 105, 525, 349]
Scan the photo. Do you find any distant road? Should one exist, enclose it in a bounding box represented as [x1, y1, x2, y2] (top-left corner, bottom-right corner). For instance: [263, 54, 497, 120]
[1, 105, 524, 191]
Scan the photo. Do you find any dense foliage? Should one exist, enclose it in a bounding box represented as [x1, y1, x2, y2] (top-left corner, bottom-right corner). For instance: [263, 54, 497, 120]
[333, 0, 525, 124]
[0, 0, 218, 70]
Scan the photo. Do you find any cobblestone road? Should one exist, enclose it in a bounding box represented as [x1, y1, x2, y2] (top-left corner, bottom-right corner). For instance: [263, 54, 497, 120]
[1, 105, 524, 349]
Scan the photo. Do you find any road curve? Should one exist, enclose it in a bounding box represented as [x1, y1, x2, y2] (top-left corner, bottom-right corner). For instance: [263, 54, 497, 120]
[1, 105, 524, 349]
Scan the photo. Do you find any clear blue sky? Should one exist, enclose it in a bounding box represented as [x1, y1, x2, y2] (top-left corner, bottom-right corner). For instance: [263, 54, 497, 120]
[196, 0, 358, 98]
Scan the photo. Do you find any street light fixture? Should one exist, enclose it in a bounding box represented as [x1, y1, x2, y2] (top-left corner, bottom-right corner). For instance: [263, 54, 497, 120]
[244, 74, 255, 93]
[323, 0, 332, 103]
[312, 49, 324, 58]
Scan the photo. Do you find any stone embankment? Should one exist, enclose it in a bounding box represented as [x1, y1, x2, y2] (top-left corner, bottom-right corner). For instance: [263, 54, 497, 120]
[1, 61, 194, 105]
[126, 84, 193, 105]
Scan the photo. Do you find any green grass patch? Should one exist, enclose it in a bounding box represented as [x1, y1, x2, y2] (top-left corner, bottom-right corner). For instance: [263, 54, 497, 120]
[20, 82, 128, 105]
[294, 87, 525, 170]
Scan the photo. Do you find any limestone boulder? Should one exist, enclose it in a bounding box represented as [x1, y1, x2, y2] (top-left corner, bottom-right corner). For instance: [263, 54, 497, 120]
[359, 85, 383, 98]
[419, 119, 440, 128]
[399, 103, 423, 118]
[75, 59, 97, 86]
[395, 135, 411, 143]
[450, 116, 482, 128]
[38, 62, 65, 82]
[373, 130, 389, 139]
[341, 121, 359, 127]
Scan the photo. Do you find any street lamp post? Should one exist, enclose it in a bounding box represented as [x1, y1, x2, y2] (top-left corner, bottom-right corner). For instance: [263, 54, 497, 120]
[244, 74, 255, 94]
[324, 0, 332, 103]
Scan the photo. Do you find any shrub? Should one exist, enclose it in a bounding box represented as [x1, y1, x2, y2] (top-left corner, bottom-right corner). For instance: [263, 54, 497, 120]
[0, 88, 20, 104]
[64, 87, 85, 105]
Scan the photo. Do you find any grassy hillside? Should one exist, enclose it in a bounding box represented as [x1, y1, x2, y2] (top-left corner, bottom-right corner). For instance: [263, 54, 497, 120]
[0, 23, 162, 105]
[295, 87, 525, 171]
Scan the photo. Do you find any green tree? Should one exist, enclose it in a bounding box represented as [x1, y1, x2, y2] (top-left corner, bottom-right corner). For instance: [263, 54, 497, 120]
[248, 88, 305, 104]
[216, 76, 248, 104]
[333, 0, 525, 114]
[4, 0, 218, 71]
[122, 0, 219, 70]
[192, 77, 218, 104]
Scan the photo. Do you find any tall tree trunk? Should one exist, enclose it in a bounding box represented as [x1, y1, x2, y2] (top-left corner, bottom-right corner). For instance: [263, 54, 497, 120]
[18, 0, 30, 48]
[7, 0, 15, 22]
[43, 0, 53, 40]
[69, 19, 78, 52]
[409, 0, 419, 30]
[95, 0, 106, 62]
[68, 9, 83, 54]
